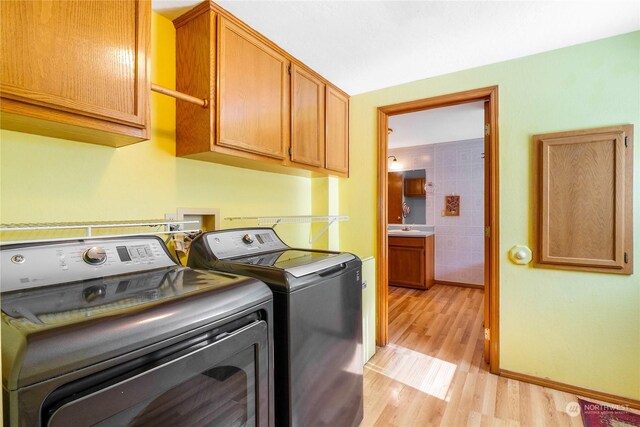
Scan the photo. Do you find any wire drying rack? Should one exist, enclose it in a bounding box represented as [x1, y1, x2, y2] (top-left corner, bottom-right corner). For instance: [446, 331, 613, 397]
[224, 215, 349, 244]
[0, 220, 201, 245]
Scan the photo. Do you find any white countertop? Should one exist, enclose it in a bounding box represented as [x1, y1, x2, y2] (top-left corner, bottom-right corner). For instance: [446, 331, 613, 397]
[388, 230, 435, 237]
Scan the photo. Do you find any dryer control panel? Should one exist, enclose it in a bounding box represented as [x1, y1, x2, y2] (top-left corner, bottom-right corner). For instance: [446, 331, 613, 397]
[0, 237, 176, 292]
[203, 228, 288, 260]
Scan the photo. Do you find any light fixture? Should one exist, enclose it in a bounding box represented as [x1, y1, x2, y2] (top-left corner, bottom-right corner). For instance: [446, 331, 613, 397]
[388, 155, 403, 171]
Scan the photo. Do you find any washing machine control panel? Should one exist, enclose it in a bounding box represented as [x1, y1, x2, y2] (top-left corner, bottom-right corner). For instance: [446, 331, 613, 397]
[204, 228, 288, 259]
[0, 237, 176, 292]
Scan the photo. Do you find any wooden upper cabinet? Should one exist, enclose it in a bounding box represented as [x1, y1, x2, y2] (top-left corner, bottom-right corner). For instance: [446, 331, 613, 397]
[404, 178, 426, 197]
[173, 1, 349, 176]
[290, 64, 325, 168]
[325, 85, 349, 175]
[218, 16, 289, 159]
[0, 0, 150, 147]
[533, 125, 633, 274]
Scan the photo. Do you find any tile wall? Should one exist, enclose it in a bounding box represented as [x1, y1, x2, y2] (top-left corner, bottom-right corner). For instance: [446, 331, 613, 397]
[389, 138, 485, 285]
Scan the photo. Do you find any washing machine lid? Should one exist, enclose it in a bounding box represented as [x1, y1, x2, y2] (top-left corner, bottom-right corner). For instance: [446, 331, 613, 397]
[230, 250, 355, 278]
[190, 228, 356, 278]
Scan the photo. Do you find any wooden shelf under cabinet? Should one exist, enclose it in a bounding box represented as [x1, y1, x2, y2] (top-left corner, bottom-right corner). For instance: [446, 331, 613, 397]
[0, 0, 150, 147]
[388, 235, 434, 290]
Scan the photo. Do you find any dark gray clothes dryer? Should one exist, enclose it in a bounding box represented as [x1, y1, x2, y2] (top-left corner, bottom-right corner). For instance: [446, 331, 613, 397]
[1, 235, 274, 427]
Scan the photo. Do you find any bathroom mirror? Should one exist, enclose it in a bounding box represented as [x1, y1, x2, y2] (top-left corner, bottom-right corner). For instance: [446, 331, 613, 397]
[388, 169, 427, 225]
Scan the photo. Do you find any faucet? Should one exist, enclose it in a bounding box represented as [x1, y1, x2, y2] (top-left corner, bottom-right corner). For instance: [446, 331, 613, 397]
[402, 225, 412, 231]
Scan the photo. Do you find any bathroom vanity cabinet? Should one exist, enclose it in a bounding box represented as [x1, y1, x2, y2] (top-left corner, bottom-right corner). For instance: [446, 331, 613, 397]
[388, 235, 434, 289]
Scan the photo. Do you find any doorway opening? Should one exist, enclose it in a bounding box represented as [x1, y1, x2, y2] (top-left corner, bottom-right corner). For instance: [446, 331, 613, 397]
[376, 86, 500, 373]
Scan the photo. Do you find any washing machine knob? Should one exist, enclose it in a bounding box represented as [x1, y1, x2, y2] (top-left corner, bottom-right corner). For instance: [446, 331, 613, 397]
[83, 247, 107, 265]
[242, 234, 254, 244]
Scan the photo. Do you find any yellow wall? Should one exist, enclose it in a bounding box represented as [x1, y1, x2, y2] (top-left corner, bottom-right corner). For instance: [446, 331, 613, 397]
[0, 13, 315, 249]
[311, 176, 340, 251]
[341, 31, 640, 400]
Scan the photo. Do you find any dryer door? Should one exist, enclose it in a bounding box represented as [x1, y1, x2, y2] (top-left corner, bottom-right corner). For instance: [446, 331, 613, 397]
[44, 318, 270, 427]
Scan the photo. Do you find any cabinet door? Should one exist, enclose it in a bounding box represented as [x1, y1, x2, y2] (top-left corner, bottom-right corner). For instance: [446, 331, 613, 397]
[388, 239, 426, 289]
[325, 85, 349, 174]
[533, 125, 633, 274]
[0, 0, 149, 142]
[218, 17, 288, 159]
[404, 178, 426, 197]
[291, 64, 325, 167]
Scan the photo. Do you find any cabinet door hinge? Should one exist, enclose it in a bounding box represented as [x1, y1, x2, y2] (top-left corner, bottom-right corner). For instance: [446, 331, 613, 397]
[485, 123, 490, 136]
[624, 252, 629, 264]
[288, 147, 292, 157]
[625, 136, 629, 147]
[287, 65, 291, 75]
[485, 226, 491, 238]
[484, 328, 490, 340]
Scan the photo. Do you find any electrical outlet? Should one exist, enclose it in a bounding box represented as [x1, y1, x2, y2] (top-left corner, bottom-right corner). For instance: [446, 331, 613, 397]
[165, 213, 177, 221]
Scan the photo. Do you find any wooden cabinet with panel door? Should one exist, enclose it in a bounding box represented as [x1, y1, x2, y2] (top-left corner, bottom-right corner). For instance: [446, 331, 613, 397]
[218, 16, 289, 160]
[404, 178, 426, 197]
[0, 0, 150, 147]
[290, 63, 325, 168]
[173, 1, 350, 177]
[175, 5, 290, 172]
[533, 124, 633, 274]
[388, 235, 434, 289]
[325, 85, 349, 175]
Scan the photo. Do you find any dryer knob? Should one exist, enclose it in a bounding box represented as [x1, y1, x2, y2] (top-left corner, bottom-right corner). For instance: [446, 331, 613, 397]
[242, 234, 254, 244]
[83, 247, 107, 265]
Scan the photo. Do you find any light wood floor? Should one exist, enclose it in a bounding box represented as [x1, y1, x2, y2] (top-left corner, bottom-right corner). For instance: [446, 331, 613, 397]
[361, 285, 584, 427]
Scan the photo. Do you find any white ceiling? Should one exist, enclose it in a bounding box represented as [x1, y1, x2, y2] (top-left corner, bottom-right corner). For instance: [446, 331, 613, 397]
[153, 1, 640, 95]
[388, 101, 484, 148]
